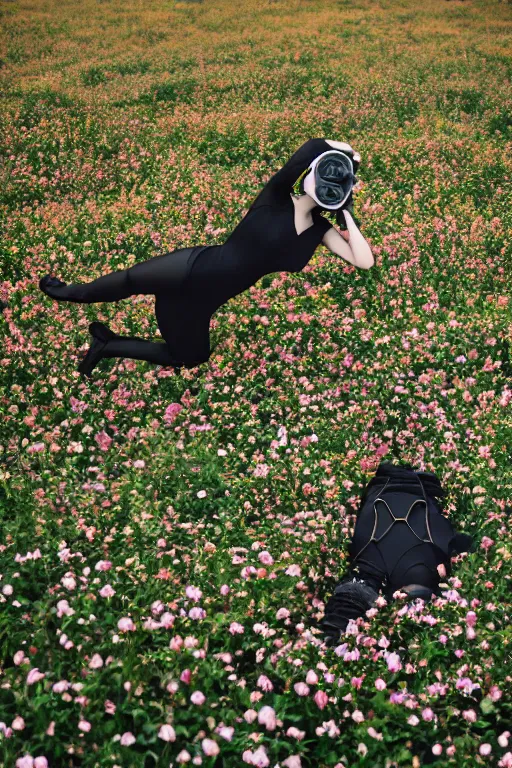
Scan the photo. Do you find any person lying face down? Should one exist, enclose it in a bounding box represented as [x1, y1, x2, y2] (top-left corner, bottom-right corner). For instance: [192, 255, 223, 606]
[321, 461, 474, 645]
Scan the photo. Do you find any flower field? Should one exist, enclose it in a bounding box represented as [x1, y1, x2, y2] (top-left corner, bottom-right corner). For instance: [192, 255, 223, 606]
[1, 0, 512, 765]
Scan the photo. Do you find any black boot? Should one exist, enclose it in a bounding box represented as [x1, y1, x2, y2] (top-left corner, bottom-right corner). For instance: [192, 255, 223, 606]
[78, 322, 117, 378]
[321, 577, 380, 645]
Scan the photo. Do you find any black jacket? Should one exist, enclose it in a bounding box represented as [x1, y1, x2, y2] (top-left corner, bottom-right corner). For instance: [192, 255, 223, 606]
[349, 462, 473, 595]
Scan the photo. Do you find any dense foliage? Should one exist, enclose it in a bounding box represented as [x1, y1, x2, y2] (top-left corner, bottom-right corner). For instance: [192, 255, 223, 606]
[1, 0, 511, 766]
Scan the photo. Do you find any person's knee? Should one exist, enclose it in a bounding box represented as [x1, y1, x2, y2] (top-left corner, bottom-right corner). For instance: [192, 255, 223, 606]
[173, 350, 210, 369]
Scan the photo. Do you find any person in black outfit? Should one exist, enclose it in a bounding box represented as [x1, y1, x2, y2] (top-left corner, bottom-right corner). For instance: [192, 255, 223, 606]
[39, 138, 374, 378]
[321, 462, 474, 645]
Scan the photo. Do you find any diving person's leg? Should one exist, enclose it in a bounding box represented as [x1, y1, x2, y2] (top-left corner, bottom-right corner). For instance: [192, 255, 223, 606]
[77, 284, 213, 378]
[77, 320, 182, 378]
[40, 268, 132, 304]
[154, 294, 212, 369]
[40, 247, 197, 304]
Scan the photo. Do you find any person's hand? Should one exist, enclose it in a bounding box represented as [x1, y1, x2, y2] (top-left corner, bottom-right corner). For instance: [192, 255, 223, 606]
[325, 140, 361, 172]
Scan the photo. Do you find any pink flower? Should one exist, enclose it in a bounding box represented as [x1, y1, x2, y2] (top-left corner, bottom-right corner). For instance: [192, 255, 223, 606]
[16, 758, 34, 768]
[465, 611, 477, 627]
[12, 717, 25, 731]
[257, 675, 273, 692]
[180, 669, 191, 684]
[246, 746, 270, 767]
[258, 706, 276, 731]
[117, 617, 136, 632]
[481, 536, 494, 550]
[13, 651, 26, 666]
[99, 584, 115, 598]
[218, 726, 234, 741]
[306, 670, 318, 685]
[26, 668, 45, 686]
[386, 652, 402, 672]
[53, 680, 69, 693]
[158, 724, 176, 742]
[220, 584, 230, 596]
[258, 551, 274, 565]
[286, 727, 305, 740]
[276, 607, 290, 620]
[253, 463, 269, 478]
[462, 709, 477, 722]
[34, 759, 48, 768]
[367, 726, 382, 740]
[170, 636, 183, 651]
[188, 607, 205, 620]
[243, 709, 258, 723]
[89, 654, 103, 670]
[95, 560, 112, 571]
[185, 585, 202, 601]
[160, 612, 175, 628]
[480, 745, 492, 756]
[422, 708, 434, 721]
[78, 720, 91, 733]
[407, 715, 419, 726]
[283, 758, 302, 768]
[432, 744, 443, 756]
[177, 750, 191, 763]
[456, 677, 480, 694]
[314, 690, 329, 710]
[120, 731, 136, 746]
[202, 739, 220, 756]
[375, 678, 387, 690]
[285, 564, 301, 577]
[164, 403, 183, 425]
[190, 691, 205, 705]
[229, 622, 244, 635]
[294, 682, 310, 696]
[27, 442, 45, 454]
[489, 685, 503, 702]
[95, 430, 112, 452]
[56, 599, 74, 617]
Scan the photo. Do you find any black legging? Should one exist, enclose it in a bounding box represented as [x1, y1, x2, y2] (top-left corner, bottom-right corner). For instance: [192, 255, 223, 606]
[47, 247, 219, 368]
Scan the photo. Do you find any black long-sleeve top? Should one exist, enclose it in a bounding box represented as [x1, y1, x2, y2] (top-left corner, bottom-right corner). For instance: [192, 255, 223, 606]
[189, 138, 334, 303]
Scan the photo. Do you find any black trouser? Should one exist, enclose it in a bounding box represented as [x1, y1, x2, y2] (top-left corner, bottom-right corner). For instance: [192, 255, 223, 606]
[49, 247, 216, 368]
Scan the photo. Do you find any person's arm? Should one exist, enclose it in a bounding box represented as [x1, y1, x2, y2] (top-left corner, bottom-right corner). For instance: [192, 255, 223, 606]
[321, 209, 374, 270]
[265, 138, 328, 198]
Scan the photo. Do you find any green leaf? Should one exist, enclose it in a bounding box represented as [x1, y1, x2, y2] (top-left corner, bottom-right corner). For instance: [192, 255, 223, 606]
[480, 697, 495, 714]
